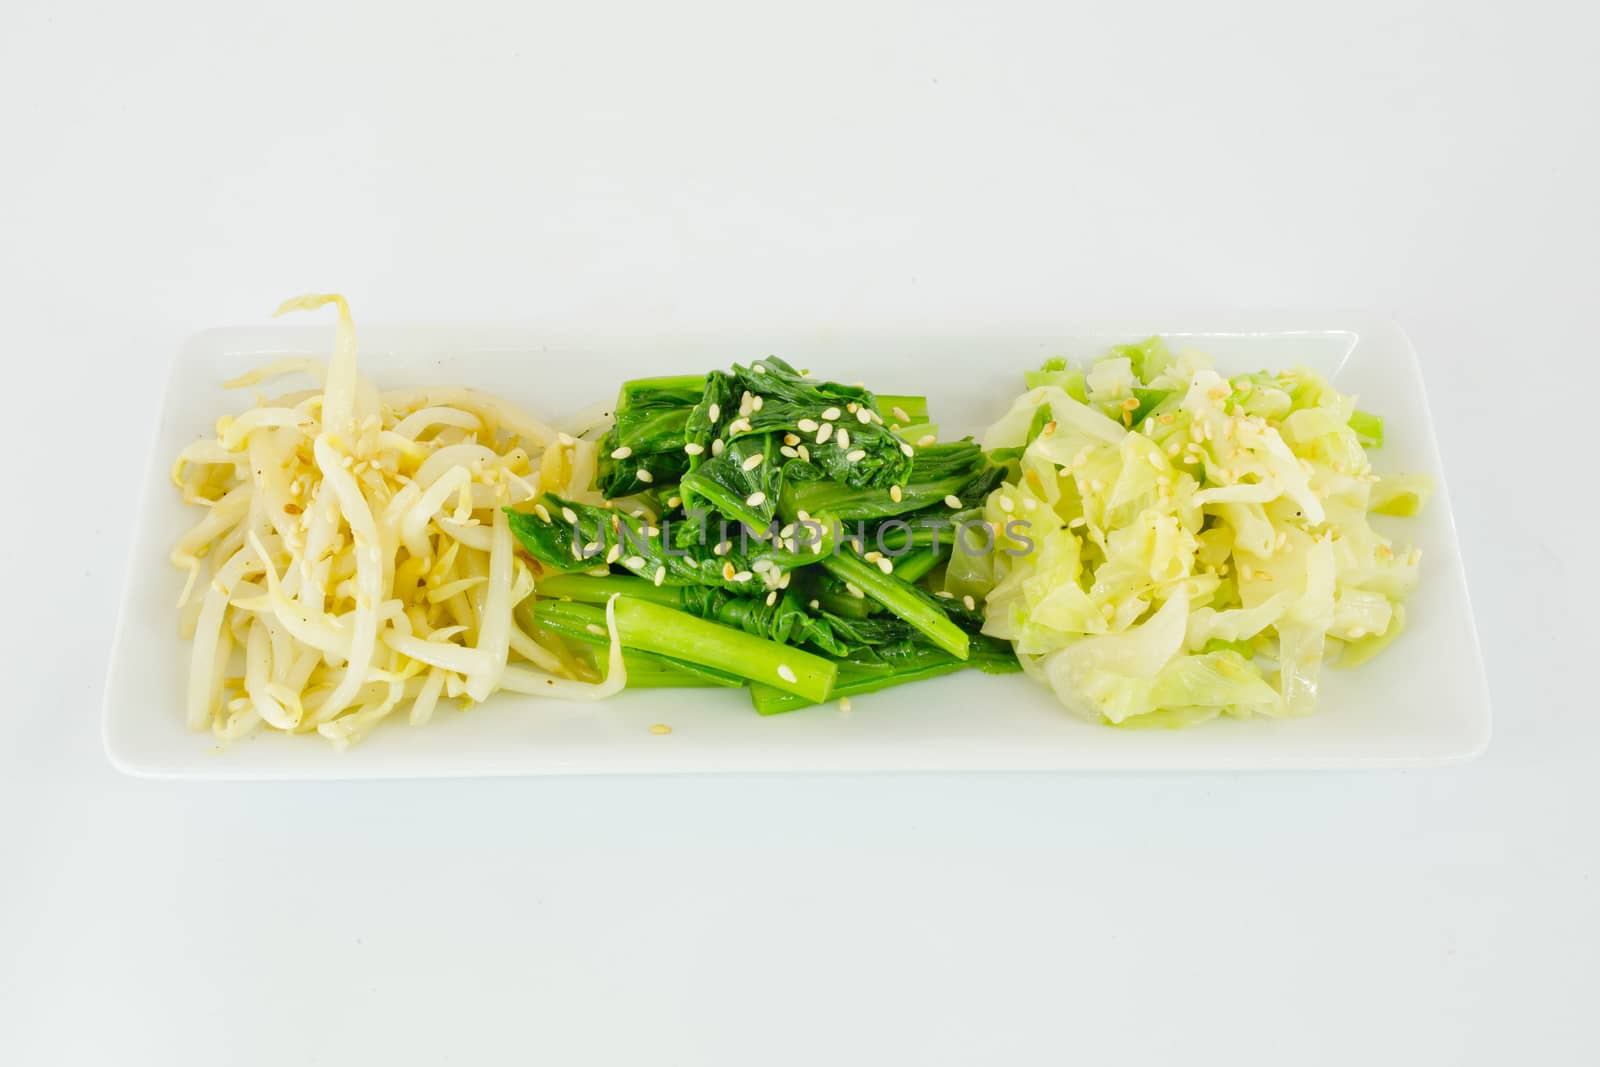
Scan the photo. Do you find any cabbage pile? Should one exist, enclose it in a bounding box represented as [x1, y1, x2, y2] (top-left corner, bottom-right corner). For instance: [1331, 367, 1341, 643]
[951, 338, 1430, 728]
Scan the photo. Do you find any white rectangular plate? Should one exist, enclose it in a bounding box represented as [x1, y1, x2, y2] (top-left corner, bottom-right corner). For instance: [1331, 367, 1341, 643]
[105, 315, 1489, 777]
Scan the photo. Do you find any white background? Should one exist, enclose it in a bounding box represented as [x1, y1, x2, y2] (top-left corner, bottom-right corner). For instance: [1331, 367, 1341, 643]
[1, 1, 1595, 1063]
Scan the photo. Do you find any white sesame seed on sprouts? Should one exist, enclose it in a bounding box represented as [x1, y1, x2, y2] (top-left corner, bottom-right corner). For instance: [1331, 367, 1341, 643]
[752, 363, 767, 374]
[876, 557, 893, 574]
[605, 544, 622, 564]
[728, 417, 752, 434]
[836, 427, 851, 450]
[610, 445, 633, 460]
[780, 445, 798, 458]
[777, 664, 798, 684]
[846, 402, 858, 413]
[821, 406, 842, 421]
[916, 434, 936, 448]
[586, 623, 607, 637]
[752, 559, 772, 573]
[561, 506, 578, 524]
[746, 490, 766, 507]
[624, 555, 646, 570]
[1067, 516, 1086, 528]
[1022, 497, 1038, 512]
[944, 495, 962, 509]
[732, 570, 753, 582]
[934, 590, 955, 599]
[684, 442, 705, 455]
[997, 496, 1015, 513]
[845, 582, 864, 598]
[797, 444, 811, 463]
[892, 405, 910, 423]
[847, 449, 867, 463]
[855, 407, 872, 424]
[713, 540, 732, 556]
[636, 469, 654, 484]
[778, 571, 792, 589]
[962, 595, 977, 612]
[797, 418, 818, 433]
[816, 423, 833, 445]
[766, 590, 778, 606]
[742, 453, 764, 471]
[584, 541, 602, 555]
[722, 561, 737, 580]
[809, 598, 821, 610]
[711, 439, 725, 457]
[900, 442, 914, 458]
[533, 503, 551, 522]
[783, 432, 800, 446]
[889, 484, 903, 503]
[667, 495, 682, 508]
[653, 565, 666, 587]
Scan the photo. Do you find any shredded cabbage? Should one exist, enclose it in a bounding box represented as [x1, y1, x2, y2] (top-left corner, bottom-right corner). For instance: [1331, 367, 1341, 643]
[172, 295, 619, 748]
[970, 337, 1429, 727]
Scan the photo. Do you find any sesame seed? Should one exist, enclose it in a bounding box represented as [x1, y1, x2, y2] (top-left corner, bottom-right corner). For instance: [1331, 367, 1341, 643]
[586, 623, 607, 636]
[856, 408, 872, 424]
[821, 407, 842, 421]
[877, 557, 893, 574]
[684, 442, 705, 455]
[997, 497, 1015, 513]
[917, 434, 936, 447]
[746, 491, 766, 507]
[798, 418, 819, 432]
[610, 445, 632, 460]
[711, 439, 725, 457]
[636, 469, 654, 483]
[707, 403, 720, 422]
[900, 442, 914, 457]
[1067, 517, 1086, 528]
[780, 445, 798, 458]
[714, 540, 732, 556]
[809, 599, 821, 610]
[847, 449, 867, 462]
[742, 453, 764, 471]
[845, 582, 864, 598]
[732, 570, 753, 582]
[836, 428, 851, 450]
[890, 485, 903, 502]
[944, 495, 962, 509]
[752, 395, 764, 411]
[752, 363, 767, 374]
[816, 423, 833, 445]
[783, 433, 800, 446]
[667, 496, 682, 508]
[584, 541, 602, 555]
[561, 507, 578, 524]
[797, 444, 811, 463]
[839, 697, 852, 712]
[962, 595, 977, 611]
[892, 405, 910, 423]
[729, 417, 753, 434]
[766, 590, 778, 606]
[654, 565, 666, 587]
[533, 503, 551, 522]
[722, 561, 736, 580]
[605, 544, 622, 564]
[622, 556, 645, 570]
[777, 664, 798, 684]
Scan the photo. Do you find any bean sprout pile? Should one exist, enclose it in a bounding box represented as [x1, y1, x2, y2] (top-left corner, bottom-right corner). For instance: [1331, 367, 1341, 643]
[172, 294, 623, 748]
